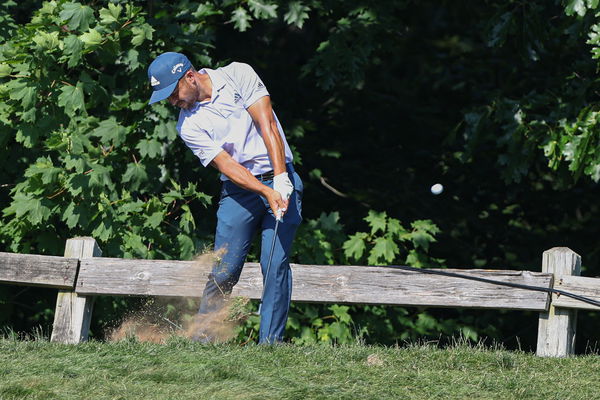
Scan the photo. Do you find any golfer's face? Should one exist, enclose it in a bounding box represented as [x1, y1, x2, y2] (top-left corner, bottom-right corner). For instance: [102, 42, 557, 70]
[168, 77, 195, 110]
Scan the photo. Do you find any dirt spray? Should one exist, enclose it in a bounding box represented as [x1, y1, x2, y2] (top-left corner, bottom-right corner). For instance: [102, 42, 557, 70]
[108, 250, 253, 344]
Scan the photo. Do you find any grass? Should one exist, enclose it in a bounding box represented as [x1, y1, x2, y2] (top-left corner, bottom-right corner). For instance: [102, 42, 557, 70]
[1, 336, 600, 400]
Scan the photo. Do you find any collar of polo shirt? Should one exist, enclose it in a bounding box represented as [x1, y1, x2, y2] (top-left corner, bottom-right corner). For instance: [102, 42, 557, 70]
[199, 68, 227, 104]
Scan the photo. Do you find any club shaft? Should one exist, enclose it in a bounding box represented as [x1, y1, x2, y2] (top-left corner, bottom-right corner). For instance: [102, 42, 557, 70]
[258, 218, 280, 315]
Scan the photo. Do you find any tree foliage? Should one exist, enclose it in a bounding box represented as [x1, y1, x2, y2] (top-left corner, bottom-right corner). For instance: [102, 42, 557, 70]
[0, 1, 219, 258]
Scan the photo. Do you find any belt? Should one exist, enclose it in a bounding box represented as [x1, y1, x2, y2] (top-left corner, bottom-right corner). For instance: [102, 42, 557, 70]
[254, 170, 275, 181]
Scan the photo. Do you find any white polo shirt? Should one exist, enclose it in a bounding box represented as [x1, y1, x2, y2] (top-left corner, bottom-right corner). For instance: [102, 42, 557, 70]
[176, 62, 294, 181]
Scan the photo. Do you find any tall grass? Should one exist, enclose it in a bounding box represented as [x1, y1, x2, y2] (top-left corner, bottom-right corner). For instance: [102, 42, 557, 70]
[1, 335, 600, 400]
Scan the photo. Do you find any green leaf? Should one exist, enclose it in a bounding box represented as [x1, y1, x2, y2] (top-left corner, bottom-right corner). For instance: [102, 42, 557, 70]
[193, 2, 222, 18]
[460, 326, 479, 341]
[123, 232, 148, 257]
[63, 202, 79, 228]
[67, 173, 90, 196]
[177, 234, 195, 260]
[136, 139, 162, 159]
[179, 204, 196, 232]
[28, 200, 53, 225]
[194, 192, 212, 206]
[364, 210, 387, 235]
[8, 80, 37, 109]
[415, 313, 437, 334]
[368, 236, 399, 265]
[39, 1, 58, 15]
[4, 192, 52, 225]
[91, 117, 127, 145]
[284, 1, 310, 28]
[92, 219, 113, 242]
[386, 217, 408, 239]
[162, 190, 184, 203]
[317, 211, 342, 232]
[586, 159, 600, 182]
[3, 192, 34, 219]
[62, 202, 91, 229]
[79, 28, 102, 48]
[0, 63, 11, 77]
[58, 82, 85, 114]
[565, 0, 585, 16]
[564, 0, 598, 16]
[124, 48, 140, 71]
[32, 31, 60, 51]
[118, 199, 145, 215]
[70, 131, 92, 154]
[24, 157, 61, 184]
[405, 249, 424, 268]
[230, 7, 252, 32]
[411, 219, 440, 235]
[64, 155, 85, 173]
[122, 163, 148, 191]
[131, 23, 154, 47]
[248, 0, 278, 19]
[99, 3, 122, 24]
[59, 2, 95, 31]
[89, 163, 113, 189]
[145, 211, 164, 229]
[329, 304, 351, 324]
[343, 232, 368, 260]
[63, 35, 84, 68]
[15, 125, 42, 148]
[154, 121, 178, 140]
[410, 231, 434, 251]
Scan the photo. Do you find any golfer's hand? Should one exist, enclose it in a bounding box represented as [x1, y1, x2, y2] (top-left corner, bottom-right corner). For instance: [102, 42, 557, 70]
[265, 188, 288, 220]
[273, 172, 294, 201]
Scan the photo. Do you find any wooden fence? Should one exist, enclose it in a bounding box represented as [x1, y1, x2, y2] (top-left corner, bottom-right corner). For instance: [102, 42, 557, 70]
[1, 237, 599, 357]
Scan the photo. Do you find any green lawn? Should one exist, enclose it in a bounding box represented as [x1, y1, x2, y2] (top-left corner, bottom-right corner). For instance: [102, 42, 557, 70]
[1, 338, 599, 400]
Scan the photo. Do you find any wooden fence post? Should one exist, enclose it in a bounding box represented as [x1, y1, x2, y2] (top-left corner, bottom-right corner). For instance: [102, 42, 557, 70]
[50, 237, 102, 344]
[536, 247, 581, 357]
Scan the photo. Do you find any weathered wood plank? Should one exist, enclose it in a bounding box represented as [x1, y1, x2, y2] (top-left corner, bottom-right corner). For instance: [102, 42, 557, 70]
[0, 252, 78, 289]
[51, 237, 102, 344]
[537, 247, 580, 358]
[552, 275, 600, 311]
[235, 264, 552, 311]
[76, 258, 206, 297]
[76, 257, 552, 311]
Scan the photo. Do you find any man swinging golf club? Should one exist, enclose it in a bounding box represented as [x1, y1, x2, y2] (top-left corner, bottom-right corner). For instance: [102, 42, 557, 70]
[147, 52, 303, 344]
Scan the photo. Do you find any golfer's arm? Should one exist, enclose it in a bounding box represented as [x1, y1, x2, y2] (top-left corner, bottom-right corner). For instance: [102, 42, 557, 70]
[246, 96, 286, 176]
[210, 151, 273, 196]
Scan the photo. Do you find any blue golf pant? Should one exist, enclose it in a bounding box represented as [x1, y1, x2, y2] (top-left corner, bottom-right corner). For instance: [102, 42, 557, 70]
[198, 164, 302, 343]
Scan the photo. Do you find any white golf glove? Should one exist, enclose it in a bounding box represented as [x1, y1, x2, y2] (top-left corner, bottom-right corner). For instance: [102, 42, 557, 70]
[273, 172, 294, 201]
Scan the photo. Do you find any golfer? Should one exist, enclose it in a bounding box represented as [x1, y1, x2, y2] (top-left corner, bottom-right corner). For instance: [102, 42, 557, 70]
[147, 52, 302, 344]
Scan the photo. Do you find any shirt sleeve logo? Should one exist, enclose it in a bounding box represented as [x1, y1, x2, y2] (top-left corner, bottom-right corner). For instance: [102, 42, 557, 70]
[257, 81, 265, 89]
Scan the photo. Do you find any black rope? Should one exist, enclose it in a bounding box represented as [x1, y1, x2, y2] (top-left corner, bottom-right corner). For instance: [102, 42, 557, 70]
[380, 264, 600, 309]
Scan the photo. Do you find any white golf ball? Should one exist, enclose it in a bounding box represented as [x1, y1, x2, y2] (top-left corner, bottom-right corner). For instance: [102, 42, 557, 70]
[431, 183, 443, 195]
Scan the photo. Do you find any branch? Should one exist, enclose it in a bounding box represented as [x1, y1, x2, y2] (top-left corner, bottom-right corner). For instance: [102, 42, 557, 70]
[319, 176, 348, 198]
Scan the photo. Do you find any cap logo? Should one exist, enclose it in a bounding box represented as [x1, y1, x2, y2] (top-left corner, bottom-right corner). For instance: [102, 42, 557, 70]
[172, 63, 184, 74]
[150, 76, 160, 86]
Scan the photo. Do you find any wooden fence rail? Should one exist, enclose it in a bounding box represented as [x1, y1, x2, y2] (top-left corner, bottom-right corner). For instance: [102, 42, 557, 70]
[1, 237, 599, 357]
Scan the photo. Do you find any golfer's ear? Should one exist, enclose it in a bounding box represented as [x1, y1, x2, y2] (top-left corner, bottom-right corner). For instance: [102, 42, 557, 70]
[184, 69, 195, 82]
